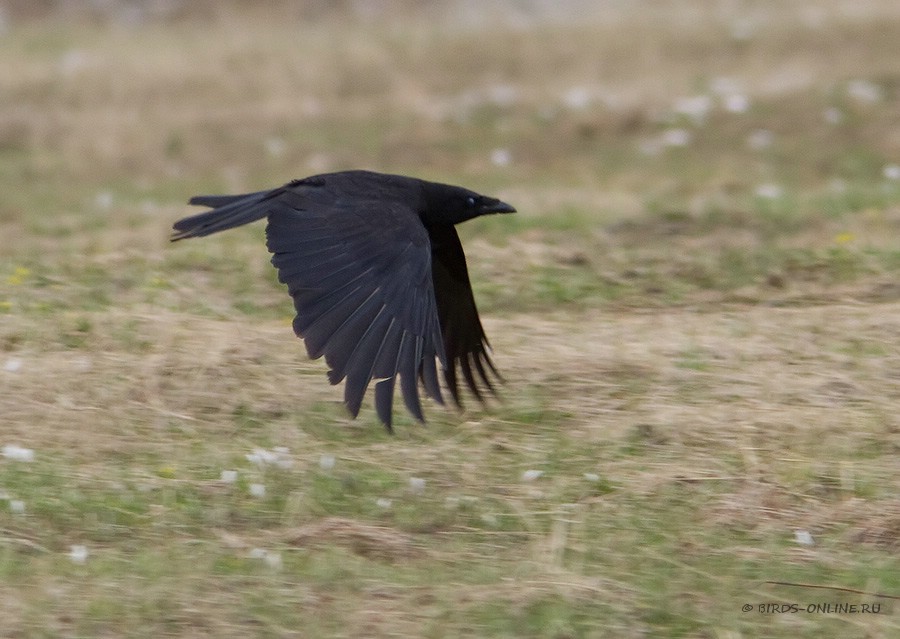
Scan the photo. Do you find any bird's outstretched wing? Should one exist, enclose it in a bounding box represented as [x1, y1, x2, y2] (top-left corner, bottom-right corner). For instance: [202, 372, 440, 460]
[175, 174, 504, 428]
[263, 190, 445, 430]
[427, 225, 502, 406]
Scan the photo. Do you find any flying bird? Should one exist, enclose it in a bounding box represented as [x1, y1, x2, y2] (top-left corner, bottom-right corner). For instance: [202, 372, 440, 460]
[171, 170, 515, 431]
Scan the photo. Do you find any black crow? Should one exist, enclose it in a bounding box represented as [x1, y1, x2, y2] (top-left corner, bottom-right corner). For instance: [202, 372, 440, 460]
[172, 170, 515, 431]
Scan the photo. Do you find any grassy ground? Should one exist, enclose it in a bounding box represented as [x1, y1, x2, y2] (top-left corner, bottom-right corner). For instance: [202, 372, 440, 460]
[2, 1, 900, 637]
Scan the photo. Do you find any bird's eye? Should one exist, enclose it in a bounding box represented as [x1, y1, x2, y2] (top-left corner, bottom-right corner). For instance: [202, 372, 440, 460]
[466, 196, 476, 207]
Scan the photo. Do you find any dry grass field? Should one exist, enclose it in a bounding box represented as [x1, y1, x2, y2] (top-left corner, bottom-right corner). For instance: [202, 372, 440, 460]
[2, 1, 900, 636]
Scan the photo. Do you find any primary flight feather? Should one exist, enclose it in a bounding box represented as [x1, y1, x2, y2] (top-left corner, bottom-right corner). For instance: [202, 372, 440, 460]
[171, 170, 515, 431]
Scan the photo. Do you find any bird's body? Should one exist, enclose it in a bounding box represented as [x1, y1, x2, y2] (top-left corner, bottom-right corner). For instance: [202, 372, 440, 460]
[172, 170, 514, 430]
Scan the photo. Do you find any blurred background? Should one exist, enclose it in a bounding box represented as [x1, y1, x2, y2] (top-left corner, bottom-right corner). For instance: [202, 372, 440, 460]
[2, 1, 899, 637]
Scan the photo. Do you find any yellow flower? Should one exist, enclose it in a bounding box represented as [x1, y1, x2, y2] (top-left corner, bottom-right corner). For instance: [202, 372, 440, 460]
[833, 232, 855, 245]
[6, 266, 30, 286]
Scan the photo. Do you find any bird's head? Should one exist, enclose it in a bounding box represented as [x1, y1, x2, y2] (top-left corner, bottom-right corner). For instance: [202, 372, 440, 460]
[421, 182, 516, 226]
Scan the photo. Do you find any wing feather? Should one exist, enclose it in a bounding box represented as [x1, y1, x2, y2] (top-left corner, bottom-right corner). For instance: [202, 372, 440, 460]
[265, 197, 443, 427]
[428, 225, 501, 407]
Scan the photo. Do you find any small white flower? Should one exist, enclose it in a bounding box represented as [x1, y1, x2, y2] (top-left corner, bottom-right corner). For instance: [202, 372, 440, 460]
[3, 358, 22, 373]
[661, 128, 691, 148]
[375, 498, 392, 509]
[319, 454, 336, 470]
[521, 469, 543, 482]
[823, 107, 843, 125]
[490, 148, 511, 167]
[272, 447, 293, 469]
[563, 86, 593, 110]
[829, 178, 848, 193]
[249, 483, 266, 498]
[486, 84, 518, 107]
[673, 95, 712, 123]
[59, 49, 89, 76]
[709, 77, 740, 96]
[69, 545, 88, 564]
[265, 137, 286, 158]
[305, 153, 331, 173]
[883, 164, 900, 181]
[10, 500, 25, 514]
[794, 530, 814, 546]
[746, 129, 773, 150]
[847, 79, 881, 104]
[246, 447, 292, 468]
[248, 547, 282, 569]
[246, 448, 275, 466]
[722, 94, 749, 113]
[408, 477, 426, 494]
[755, 183, 783, 199]
[220, 470, 238, 483]
[2, 444, 34, 462]
[94, 191, 113, 210]
[263, 551, 282, 569]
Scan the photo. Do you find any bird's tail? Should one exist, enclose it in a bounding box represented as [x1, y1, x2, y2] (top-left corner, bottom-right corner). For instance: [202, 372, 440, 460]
[170, 189, 273, 241]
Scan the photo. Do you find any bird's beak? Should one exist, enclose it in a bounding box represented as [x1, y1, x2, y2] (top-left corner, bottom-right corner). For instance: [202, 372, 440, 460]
[484, 198, 516, 214]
